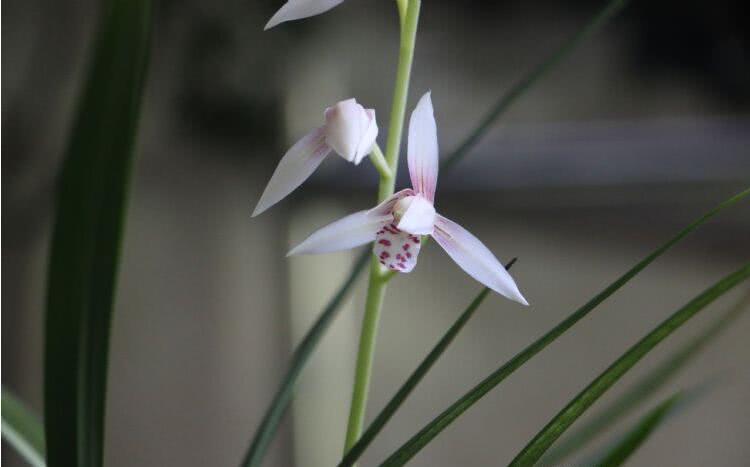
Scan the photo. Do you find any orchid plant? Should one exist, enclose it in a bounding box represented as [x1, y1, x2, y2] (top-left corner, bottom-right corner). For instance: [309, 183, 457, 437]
[255, 0, 529, 456]
[8, 0, 748, 466]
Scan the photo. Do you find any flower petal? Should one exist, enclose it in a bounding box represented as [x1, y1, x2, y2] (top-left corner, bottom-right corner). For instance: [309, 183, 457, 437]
[373, 223, 422, 273]
[432, 214, 528, 305]
[407, 91, 439, 202]
[287, 210, 391, 256]
[252, 127, 331, 217]
[324, 98, 364, 162]
[353, 109, 378, 164]
[396, 195, 436, 235]
[264, 0, 346, 30]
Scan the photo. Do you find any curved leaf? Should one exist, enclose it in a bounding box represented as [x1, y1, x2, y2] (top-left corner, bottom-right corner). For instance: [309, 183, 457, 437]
[509, 263, 750, 466]
[593, 393, 682, 467]
[541, 291, 750, 464]
[43, 0, 152, 465]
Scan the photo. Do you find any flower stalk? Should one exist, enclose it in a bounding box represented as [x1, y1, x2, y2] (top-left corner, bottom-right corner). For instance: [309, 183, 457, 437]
[344, 0, 422, 452]
[369, 144, 392, 179]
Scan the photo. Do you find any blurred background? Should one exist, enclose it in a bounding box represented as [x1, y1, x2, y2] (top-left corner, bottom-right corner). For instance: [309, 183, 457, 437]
[3, 0, 750, 466]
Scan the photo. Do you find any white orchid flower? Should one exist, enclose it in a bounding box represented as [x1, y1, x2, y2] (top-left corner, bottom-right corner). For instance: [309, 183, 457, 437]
[265, 0, 346, 30]
[288, 92, 528, 305]
[252, 98, 378, 217]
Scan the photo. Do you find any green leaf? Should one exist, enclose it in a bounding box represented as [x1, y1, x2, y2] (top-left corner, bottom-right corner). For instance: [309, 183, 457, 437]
[591, 393, 683, 467]
[241, 251, 371, 467]
[43, 0, 152, 466]
[541, 291, 750, 465]
[379, 188, 749, 467]
[2, 388, 46, 467]
[340, 259, 517, 466]
[241, 0, 632, 463]
[441, 0, 630, 171]
[509, 263, 750, 466]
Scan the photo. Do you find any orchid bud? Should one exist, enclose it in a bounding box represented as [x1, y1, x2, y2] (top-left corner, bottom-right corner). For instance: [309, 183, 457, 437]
[324, 99, 378, 165]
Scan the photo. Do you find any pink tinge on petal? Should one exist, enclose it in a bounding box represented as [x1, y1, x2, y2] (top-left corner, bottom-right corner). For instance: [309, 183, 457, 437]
[407, 92, 439, 202]
[372, 223, 422, 273]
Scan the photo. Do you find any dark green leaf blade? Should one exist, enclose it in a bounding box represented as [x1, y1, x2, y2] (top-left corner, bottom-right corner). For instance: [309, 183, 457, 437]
[2, 388, 46, 467]
[340, 260, 517, 467]
[241, 251, 370, 467]
[441, 0, 630, 171]
[509, 263, 750, 466]
[43, 1, 152, 466]
[593, 393, 683, 467]
[379, 188, 749, 467]
[541, 291, 750, 465]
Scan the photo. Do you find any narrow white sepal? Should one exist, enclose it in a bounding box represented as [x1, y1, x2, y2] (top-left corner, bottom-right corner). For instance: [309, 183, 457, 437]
[264, 0, 346, 30]
[407, 91, 439, 202]
[432, 214, 528, 305]
[252, 127, 331, 217]
[287, 210, 392, 256]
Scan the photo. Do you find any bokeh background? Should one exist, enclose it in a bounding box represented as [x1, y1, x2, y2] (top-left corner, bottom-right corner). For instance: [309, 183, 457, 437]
[3, 0, 750, 466]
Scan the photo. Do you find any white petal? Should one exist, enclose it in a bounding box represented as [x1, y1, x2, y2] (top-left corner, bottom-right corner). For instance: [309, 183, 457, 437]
[353, 109, 378, 164]
[252, 127, 331, 217]
[287, 210, 391, 256]
[373, 224, 422, 273]
[395, 195, 436, 235]
[324, 98, 364, 162]
[264, 0, 346, 30]
[432, 214, 528, 305]
[407, 91, 439, 202]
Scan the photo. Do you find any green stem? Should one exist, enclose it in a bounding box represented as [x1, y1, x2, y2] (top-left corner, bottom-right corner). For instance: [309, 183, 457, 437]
[344, 261, 388, 450]
[379, 0, 420, 201]
[369, 144, 392, 179]
[343, 0, 421, 454]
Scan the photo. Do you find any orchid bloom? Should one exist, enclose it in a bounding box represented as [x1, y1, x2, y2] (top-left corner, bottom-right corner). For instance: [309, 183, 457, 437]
[265, 0, 345, 30]
[253, 98, 378, 217]
[288, 92, 528, 305]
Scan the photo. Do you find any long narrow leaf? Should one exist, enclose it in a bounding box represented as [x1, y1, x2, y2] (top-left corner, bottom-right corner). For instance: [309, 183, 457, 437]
[241, 251, 370, 467]
[340, 260, 517, 466]
[379, 188, 749, 466]
[43, 1, 152, 466]
[541, 290, 750, 464]
[2, 388, 46, 467]
[241, 0, 631, 463]
[441, 0, 630, 170]
[592, 393, 683, 467]
[509, 263, 750, 466]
